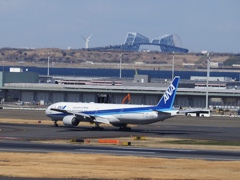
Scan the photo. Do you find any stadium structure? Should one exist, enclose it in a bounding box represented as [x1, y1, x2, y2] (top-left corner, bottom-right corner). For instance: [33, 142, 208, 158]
[88, 32, 188, 53]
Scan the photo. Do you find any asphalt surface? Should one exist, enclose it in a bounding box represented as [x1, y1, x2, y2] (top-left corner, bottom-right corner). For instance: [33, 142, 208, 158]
[1, 140, 240, 161]
[0, 109, 240, 161]
[1, 109, 240, 141]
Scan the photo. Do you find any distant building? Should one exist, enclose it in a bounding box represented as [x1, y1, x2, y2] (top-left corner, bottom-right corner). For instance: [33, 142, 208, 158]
[0, 71, 38, 87]
[10, 67, 23, 72]
[88, 32, 188, 53]
[125, 32, 150, 45]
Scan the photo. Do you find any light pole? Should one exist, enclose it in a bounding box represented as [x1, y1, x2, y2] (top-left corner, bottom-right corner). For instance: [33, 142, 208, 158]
[172, 52, 175, 79]
[120, 54, 122, 78]
[206, 52, 210, 109]
[47, 53, 50, 76]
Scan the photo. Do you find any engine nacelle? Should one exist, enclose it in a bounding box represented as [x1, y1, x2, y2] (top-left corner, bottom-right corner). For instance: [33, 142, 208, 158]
[63, 115, 80, 127]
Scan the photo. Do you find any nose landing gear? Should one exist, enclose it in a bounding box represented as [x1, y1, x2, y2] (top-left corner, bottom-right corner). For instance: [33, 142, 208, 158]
[53, 120, 58, 127]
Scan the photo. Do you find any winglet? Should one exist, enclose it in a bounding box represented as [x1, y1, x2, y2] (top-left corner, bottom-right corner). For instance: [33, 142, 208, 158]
[155, 76, 180, 109]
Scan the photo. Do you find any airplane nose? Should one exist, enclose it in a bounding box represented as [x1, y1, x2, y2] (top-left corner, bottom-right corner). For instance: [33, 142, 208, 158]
[45, 108, 49, 115]
[45, 106, 51, 116]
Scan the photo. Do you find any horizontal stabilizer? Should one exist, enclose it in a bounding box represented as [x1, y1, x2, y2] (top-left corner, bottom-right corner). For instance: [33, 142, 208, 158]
[152, 109, 171, 115]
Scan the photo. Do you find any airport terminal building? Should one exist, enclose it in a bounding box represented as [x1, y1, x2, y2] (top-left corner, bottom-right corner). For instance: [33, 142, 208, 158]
[1, 69, 240, 110]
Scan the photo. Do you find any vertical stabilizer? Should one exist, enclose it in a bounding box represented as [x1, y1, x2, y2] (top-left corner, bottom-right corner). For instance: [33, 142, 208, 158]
[155, 76, 180, 109]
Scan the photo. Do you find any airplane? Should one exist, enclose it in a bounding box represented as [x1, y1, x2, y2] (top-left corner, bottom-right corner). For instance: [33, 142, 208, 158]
[45, 76, 180, 130]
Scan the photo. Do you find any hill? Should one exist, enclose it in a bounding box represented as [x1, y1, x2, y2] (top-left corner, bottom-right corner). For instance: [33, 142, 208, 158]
[0, 48, 238, 70]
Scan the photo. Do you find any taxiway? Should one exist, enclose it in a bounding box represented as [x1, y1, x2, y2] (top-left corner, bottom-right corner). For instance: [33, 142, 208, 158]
[0, 109, 240, 160]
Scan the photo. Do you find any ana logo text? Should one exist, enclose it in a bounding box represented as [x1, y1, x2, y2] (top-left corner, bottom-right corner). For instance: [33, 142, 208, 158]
[163, 83, 175, 104]
[57, 105, 66, 109]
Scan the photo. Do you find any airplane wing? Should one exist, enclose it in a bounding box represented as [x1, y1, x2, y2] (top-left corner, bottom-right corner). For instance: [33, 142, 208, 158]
[94, 117, 110, 124]
[50, 108, 92, 118]
[50, 108, 110, 124]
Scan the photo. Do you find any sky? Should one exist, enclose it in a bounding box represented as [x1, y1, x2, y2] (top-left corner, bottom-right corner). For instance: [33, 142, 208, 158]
[0, 0, 239, 53]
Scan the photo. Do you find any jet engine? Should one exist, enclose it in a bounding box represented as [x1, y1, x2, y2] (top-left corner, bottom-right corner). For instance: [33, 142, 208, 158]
[63, 115, 80, 126]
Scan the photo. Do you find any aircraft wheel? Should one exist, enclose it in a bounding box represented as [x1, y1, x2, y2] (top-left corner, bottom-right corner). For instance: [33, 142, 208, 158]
[119, 126, 131, 131]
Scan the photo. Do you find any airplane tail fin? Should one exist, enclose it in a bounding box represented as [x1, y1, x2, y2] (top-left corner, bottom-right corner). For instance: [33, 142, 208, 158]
[155, 76, 180, 109]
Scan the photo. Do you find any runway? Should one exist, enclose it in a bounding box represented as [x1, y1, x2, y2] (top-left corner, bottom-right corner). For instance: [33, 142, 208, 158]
[1, 113, 240, 141]
[1, 140, 240, 161]
[0, 109, 240, 160]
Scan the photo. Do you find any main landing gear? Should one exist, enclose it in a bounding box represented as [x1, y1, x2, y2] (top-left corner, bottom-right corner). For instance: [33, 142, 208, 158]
[119, 126, 131, 131]
[92, 123, 104, 130]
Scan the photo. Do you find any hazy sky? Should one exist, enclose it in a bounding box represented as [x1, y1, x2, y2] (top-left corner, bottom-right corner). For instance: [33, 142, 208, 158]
[0, 0, 239, 53]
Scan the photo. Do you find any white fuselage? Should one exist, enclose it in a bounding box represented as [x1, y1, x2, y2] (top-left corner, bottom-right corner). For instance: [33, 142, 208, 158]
[45, 76, 180, 127]
[45, 102, 178, 125]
